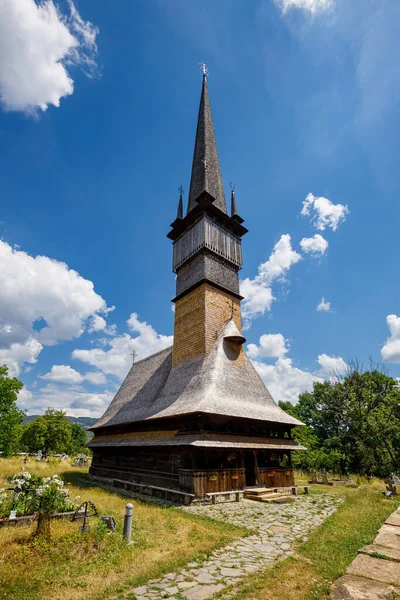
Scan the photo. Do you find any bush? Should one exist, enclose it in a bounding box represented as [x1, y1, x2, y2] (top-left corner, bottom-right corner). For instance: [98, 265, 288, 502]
[0, 471, 76, 520]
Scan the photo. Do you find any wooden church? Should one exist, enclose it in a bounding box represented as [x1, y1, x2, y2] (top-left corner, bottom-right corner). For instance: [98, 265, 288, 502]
[89, 68, 305, 500]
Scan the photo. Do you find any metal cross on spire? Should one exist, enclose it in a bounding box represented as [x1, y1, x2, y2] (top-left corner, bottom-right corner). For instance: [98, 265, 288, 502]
[230, 181, 235, 192]
[200, 61, 209, 79]
[178, 185, 184, 197]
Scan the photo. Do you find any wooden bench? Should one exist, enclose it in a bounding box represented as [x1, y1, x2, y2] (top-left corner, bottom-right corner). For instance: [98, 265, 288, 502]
[205, 491, 244, 504]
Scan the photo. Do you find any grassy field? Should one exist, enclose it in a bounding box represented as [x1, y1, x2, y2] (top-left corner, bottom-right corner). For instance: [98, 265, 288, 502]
[2, 460, 399, 600]
[225, 475, 400, 600]
[0, 458, 248, 600]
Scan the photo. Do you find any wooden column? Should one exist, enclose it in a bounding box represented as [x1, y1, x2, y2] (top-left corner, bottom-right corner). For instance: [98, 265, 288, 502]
[253, 450, 259, 485]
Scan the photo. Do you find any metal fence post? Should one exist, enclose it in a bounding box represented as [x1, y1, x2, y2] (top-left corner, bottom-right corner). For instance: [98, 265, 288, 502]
[123, 503, 133, 544]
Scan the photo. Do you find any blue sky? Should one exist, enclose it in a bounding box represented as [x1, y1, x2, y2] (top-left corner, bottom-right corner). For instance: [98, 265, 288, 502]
[1, 0, 400, 417]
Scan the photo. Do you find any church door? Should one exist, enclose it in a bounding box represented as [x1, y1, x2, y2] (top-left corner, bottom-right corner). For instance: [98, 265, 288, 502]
[244, 451, 256, 487]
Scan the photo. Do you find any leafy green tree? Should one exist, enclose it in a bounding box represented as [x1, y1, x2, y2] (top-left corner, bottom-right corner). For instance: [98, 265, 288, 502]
[21, 410, 72, 454]
[281, 366, 400, 477]
[21, 410, 88, 455]
[0, 365, 25, 456]
[68, 422, 87, 455]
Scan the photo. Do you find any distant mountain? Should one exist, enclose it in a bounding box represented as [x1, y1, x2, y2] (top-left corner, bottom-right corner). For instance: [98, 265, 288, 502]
[23, 415, 97, 429]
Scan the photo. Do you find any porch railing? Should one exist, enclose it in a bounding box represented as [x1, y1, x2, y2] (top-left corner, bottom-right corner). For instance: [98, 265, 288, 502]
[179, 469, 246, 498]
[256, 468, 294, 488]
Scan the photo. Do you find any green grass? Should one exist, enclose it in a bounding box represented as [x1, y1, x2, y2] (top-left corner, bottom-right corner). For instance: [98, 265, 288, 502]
[224, 483, 400, 600]
[0, 458, 248, 600]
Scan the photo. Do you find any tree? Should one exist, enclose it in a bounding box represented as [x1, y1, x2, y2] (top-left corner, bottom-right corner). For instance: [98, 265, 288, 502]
[21, 410, 72, 454]
[0, 365, 25, 456]
[20, 410, 88, 455]
[281, 366, 400, 477]
[68, 423, 87, 455]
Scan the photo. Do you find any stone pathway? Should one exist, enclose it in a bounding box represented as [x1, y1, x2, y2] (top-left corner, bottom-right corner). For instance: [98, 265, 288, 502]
[123, 494, 340, 600]
[331, 506, 400, 599]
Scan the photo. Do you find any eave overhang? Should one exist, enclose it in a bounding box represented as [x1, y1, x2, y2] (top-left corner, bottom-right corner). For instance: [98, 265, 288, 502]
[89, 430, 307, 451]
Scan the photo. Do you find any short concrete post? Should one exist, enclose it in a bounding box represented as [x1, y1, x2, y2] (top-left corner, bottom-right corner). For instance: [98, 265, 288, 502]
[123, 503, 133, 544]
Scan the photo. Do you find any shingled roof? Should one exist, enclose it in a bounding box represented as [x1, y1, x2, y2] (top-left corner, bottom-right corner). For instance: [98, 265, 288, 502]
[92, 319, 303, 430]
[186, 74, 227, 215]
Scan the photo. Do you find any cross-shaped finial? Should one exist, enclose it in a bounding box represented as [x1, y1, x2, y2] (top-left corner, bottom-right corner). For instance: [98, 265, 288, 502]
[130, 350, 137, 364]
[230, 181, 235, 192]
[200, 62, 209, 79]
[178, 185, 184, 197]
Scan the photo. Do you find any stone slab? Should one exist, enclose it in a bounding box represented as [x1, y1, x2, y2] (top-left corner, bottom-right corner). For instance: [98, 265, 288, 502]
[178, 581, 198, 590]
[347, 554, 400, 586]
[385, 512, 400, 528]
[195, 573, 216, 584]
[270, 525, 292, 534]
[331, 575, 400, 599]
[375, 525, 400, 550]
[359, 544, 400, 563]
[220, 567, 243, 577]
[273, 496, 295, 504]
[182, 584, 224, 600]
[165, 586, 179, 595]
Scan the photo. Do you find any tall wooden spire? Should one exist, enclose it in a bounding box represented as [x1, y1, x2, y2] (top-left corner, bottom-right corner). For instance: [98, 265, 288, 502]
[186, 71, 227, 215]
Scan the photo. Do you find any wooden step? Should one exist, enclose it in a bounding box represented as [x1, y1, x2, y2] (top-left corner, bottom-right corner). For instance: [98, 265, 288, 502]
[244, 488, 276, 496]
[244, 492, 290, 502]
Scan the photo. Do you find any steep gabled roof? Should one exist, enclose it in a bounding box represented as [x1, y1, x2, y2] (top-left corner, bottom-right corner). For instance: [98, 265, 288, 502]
[91, 320, 303, 430]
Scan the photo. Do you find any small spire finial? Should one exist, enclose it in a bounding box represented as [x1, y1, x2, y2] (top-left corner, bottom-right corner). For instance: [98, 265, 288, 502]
[200, 61, 209, 80]
[177, 186, 184, 219]
[230, 181, 238, 217]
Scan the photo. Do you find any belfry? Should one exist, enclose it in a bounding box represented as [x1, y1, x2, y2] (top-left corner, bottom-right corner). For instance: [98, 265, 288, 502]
[89, 68, 304, 501]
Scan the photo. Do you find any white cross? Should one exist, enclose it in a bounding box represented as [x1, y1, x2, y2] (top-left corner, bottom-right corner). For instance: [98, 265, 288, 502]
[200, 62, 209, 78]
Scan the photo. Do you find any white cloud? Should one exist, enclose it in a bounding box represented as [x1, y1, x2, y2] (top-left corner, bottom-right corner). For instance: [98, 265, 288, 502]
[40, 364, 108, 386]
[84, 371, 108, 386]
[0, 0, 98, 114]
[258, 234, 302, 284]
[301, 193, 349, 232]
[249, 331, 349, 403]
[300, 234, 328, 255]
[247, 333, 289, 359]
[88, 315, 107, 333]
[72, 313, 173, 380]
[381, 314, 400, 363]
[276, 0, 334, 15]
[18, 382, 114, 418]
[0, 337, 43, 376]
[316, 353, 348, 377]
[240, 279, 274, 321]
[241, 234, 302, 324]
[0, 239, 109, 376]
[317, 297, 331, 312]
[17, 387, 32, 406]
[253, 357, 321, 404]
[40, 364, 83, 384]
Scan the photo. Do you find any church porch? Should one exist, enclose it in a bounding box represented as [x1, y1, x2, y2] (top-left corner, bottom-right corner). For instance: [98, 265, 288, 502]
[178, 466, 294, 498]
[90, 440, 296, 499]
